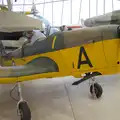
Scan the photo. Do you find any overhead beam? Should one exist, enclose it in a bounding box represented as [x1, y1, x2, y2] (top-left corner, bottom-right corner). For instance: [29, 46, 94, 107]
[11, 0, 69, 6]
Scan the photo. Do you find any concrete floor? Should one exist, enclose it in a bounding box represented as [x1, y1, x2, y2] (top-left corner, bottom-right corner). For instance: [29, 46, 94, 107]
[0, 75, 120, 120]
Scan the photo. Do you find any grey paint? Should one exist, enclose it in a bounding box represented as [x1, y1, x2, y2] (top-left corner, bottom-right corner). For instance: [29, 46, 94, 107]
[84, 10, 120, 27]
[10, 24, 119, 59]
[0, 57, 59, 77]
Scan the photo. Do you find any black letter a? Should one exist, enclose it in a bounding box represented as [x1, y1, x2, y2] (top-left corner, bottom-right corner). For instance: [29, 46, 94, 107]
[78, 47, 93, 69]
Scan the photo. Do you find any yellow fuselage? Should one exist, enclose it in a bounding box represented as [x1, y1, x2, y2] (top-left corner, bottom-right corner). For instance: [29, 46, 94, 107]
[0, 38, 120, 84]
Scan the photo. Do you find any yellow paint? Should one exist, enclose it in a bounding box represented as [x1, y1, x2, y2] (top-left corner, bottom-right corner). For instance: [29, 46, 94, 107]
[52, 36, 57, 49]
[103, 39, 120, 66]
[24, 11, 31, 15]
[0, 6, 8, 11]
[1, 38, 120, 84]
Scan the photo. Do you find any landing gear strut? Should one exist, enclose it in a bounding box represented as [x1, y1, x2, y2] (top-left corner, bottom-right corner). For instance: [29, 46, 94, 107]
[10, 82, 31, 120]
[72, 72, 103, 99]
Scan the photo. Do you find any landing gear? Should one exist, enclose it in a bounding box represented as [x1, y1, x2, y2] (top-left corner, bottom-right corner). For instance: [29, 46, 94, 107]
[10, 82, 31, 120]
[72, 72, 103, 99]
[89, 77, 103, 98]
[90, 83, 103, 98]
[18, 101, 31, 120]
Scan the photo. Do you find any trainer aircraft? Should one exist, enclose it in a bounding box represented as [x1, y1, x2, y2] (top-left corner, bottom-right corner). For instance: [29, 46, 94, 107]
[0, 11, 120, 120]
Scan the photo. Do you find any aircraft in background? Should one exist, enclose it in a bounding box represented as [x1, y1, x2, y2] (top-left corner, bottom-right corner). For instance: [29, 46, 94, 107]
[26, 11, 60, 36]
[84, 10, 120, 27]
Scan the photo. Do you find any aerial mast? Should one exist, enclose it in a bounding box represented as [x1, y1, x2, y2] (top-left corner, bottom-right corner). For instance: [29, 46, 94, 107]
[89, 0, 91, 18]
[96, 0, 98, 16]
[52, 0, 54, 26]
[78, 0, 82, 24]
[112, 0, 114, 11]
[61, 0, 64, 25]
[43, 0, 45, 16]
[103, 0, 105, 14]
[70, 0, 72, 24]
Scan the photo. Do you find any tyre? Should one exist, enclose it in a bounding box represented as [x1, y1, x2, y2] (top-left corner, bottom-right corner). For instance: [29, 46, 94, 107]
[90, 83, 103, 98]
[18, 101, 31, 120]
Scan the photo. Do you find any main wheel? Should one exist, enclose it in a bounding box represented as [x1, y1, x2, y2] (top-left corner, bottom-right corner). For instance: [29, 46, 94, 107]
[18, 101, 31, 120]
[90, 83, 103, 98]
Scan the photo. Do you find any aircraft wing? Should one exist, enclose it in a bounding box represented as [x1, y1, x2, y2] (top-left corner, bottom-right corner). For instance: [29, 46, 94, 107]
[0, 57, 59, 78]
[0, 11, 43, 32]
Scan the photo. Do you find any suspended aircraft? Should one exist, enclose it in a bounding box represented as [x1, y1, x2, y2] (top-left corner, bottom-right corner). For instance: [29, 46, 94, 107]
[84, 10, 120, 27]
[1, 10, 120, 120]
